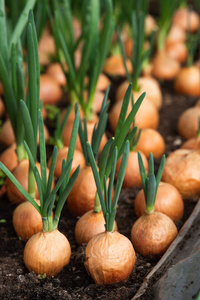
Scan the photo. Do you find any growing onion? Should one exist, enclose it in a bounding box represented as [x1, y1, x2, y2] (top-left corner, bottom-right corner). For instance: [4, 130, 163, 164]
[174, 66, 200, 97]
[103, 55, 132, 77]
[85, 231, 135, 284]
[134, 181, 184, 222]
[115, 150, 148, 188]
[177, 101, 200, 139]
[136, 128, 165, 158]
[75, 210, 117, 245]
[12, 199, 43, 241]
[40, 74, 63, 105]
[131, 211, 178, 257]
[0, 144, 18, 172]
[172, 7, 200, 33]
[162, 149, 200, 200]
[24, 229, 71, 276]
[46, 63, 67, 87]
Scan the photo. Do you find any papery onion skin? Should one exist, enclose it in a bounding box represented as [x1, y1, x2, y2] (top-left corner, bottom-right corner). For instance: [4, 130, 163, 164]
[13, 199, 42, 241]
[85, 231, 136, 285]
[109, 96, 159, 133]
[67, 166, 97, 217]
[134, 182, 184, 222]
[131, 211, 178, 257]
[162, 149, 200, 200]
[115, 151, 148, 188]
[174, 66, 200, 97]
[47, 147, 85, 178]
[177, 103, 200, 139]
[75, 210, 117, 245]
[136, 128, 165, 159]
[24, 229, 71, 276]
[6, 160, 54, 204]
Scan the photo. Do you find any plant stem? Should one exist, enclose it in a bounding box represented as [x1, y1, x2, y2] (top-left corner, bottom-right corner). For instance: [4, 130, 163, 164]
[16, 143, 27, 162]
[28, 166, 36, 198]
[93, 192, 101, 213]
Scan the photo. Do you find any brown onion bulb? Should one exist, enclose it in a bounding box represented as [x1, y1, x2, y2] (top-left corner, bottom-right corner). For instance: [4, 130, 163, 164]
[47, 146, 85, 178]
[162, 149, 200, 200]
[62, 116, 107, 153]
[109, 95, 159, 133]
[6, 160, 54, 204]
[131, 211, 178, 257]
[103, 55, 132, 77]
[134, 182, 184, 222]
[84, 231, 136, 284]
[96, 73, 111, 91]
[174, 66, 200, 97]
[46, 63, 67, 87]
[165, 42, 188, 63]
[67, 166, 97, 217]
[136, 128, 165, 158]
[24, 229, 71, 276]
[115, 150, 148, 188]
[0, 144, 18, 172]
[75, 210, 117, 245]
[115, 77, 162, 110]
[12, 199, 43, 241]
[40, 74, 62, 105]
[145, 14, 157, 37]
[165, 25, 186, 45]
[181, 137, 200, 150]
[38, 28, 56, 66]
[177, 102, 200, 139]
[172, 8, 200, 33]
[151, 50, 180, 80]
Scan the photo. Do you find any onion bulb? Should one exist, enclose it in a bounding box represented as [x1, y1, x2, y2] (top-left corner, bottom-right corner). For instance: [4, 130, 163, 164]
[174, 66, 200, 97]
[12, 199, 43, 241]
[131, 211, 178, 257]
[177, 102, 200, 139]
[134, 182, 184, 222]
[115, 150, 148, 188]
[162, 149, 200, 200]
[136, 128, 165, 158]
[24, 229, 71, 276]
[75, 210, 117, 245]
[85, 231, 136, 284]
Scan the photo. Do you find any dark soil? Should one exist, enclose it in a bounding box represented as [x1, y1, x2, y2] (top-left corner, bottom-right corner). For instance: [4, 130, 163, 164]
[0, 77, 198, 300]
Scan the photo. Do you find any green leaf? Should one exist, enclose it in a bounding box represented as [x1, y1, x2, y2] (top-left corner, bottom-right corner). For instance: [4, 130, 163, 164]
[138, 151, 147, 196]
[0, 162, 41, 214]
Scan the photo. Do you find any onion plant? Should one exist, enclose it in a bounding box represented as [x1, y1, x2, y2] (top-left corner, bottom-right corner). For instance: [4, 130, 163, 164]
[157, 0, 178, 51]
[49, 0, 114, 120]
[78, 84, 145, 213]
[0, 1, 37, 162]
[138, 152, 165, 213]
[0, 109, 80, 232]
[87, 140, 129, 231]
[118, 0, 155, 91]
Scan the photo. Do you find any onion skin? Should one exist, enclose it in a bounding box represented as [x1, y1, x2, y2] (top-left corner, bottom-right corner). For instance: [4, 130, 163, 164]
[165, 42, 188, 63]
[103, 55, 132, 77]
[136, 128, 165, 159]
[24, 229, 71, 276]
[177, 102, 200, 139]
[145, 14, 157, 37]
[181, 137, 200, 150]
[116, 77, 162, 110]
[85, 231, 136, 285]
[162, 149, 200, 200]
[131, 211, 178, 257]
[96, 73, 111, 91]
[166, 25, 186, 45]
[151, 50, 180, 80]
[47, 147, 85, 178]
[75, 210, 117, 245]
[172, 8, 200, 33]
[0, 144, 18, 172]
[67, 166, 98, 217]
[12, 199, 43, 241]
[109, 96, 159, 133]
[115, 151, 148, 188]
[174, 66, 200, 97]
[62, 117, 107, 153]
[134, 182, 184, 222]
[40, 74, 62, 105]
[6, 160, 54, 204]
[46, 63, 67, 87]
[38, 28, 56, 66]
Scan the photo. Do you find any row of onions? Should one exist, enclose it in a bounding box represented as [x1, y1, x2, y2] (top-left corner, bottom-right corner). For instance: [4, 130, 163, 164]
[0, 0, 199, 287]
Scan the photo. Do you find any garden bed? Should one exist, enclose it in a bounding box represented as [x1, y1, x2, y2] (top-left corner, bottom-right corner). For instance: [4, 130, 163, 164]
[0, 79, 199, 299]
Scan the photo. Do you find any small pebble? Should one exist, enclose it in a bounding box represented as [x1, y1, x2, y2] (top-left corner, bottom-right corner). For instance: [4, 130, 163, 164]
[18, 275, 26, 283]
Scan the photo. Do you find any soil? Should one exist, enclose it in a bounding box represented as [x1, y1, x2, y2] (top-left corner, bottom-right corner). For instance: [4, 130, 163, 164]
[0, 77, 198, 300]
